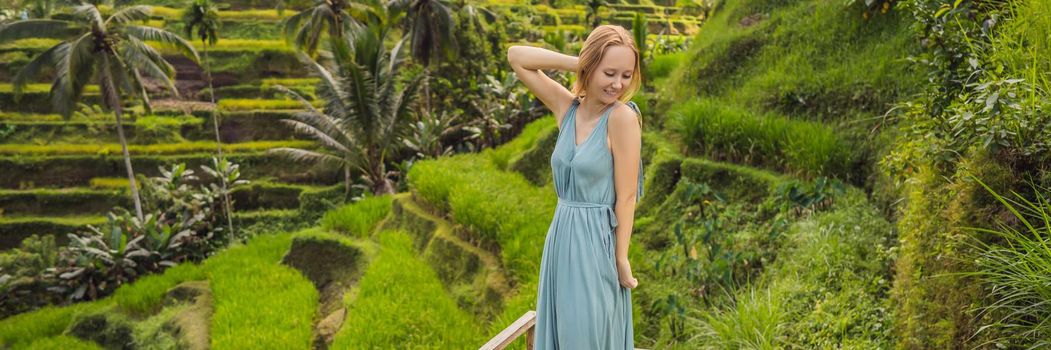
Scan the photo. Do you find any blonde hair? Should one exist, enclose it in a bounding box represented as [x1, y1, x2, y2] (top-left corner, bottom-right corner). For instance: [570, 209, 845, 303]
[571, 25, 643, 104]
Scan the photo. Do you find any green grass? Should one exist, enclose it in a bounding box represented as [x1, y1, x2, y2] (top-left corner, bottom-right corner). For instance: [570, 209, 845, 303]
[321, 195, 393, 237]
[89, 177, 132, 189]
[15, 335, 105, 350]
[0, 231, 316, 348]
[667, 97, 856, 180]
[408, 153, 554, 283]
[110, 262, 208, 316]
[148, 39, 292, 54]
[0, 140, 314, 156]
[331, 230, 482, 349]
[687, 189, 894, 349]
[647, 52, 687, 80]
[0, 300, 113, 348]
[486, 115, 555, 170]
[204, 232, 317, 349]
[217, 98, 322, 111]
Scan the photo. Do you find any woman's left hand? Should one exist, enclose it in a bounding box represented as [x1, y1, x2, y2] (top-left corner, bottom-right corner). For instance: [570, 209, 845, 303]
[616, 258, 638, 289]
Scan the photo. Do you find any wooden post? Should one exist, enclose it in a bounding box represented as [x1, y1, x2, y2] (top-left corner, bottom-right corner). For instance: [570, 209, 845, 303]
[526, 326, 535, 350]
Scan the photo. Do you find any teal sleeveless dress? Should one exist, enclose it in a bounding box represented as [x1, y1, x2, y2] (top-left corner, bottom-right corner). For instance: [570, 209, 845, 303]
[535, 97, 644, 349]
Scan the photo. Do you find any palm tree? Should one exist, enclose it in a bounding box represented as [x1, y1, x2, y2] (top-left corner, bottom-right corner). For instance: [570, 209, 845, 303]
[389, 0, 456, 117]
[1, 4, 199, 220]
[183, 0, 234, 237]
[585, 0, 605, 28]
[270, 25, 422, 195]
[282, 0, 368, 55]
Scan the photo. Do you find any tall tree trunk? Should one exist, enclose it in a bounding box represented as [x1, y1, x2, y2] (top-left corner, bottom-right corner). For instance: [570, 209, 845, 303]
[344, 164, 351, 197]
[423, 66, 431, 118]
[204, 44, 236, 238]
[102, 55, 144, 221]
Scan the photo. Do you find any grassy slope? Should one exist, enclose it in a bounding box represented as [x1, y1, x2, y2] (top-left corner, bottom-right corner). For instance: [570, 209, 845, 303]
[663, 0, 920, 185]
[332, 230, 482, 348]
[0, 232, 317, 349]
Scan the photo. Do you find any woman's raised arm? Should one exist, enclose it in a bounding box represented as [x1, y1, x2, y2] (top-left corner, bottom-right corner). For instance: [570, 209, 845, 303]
[507, 45, 577, 127]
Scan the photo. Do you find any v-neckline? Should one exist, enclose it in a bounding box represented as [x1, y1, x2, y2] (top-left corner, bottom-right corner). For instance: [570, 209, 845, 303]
[573, 101, 613, 149]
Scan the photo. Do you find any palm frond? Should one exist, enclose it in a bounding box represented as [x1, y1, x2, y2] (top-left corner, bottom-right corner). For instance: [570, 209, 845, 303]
[106, 5, 153, 26]
[0, 20, 78, 42]
[51, 33, 94, 118]
[388, 34, 407, 73]
[271, 83, 326, 117]
[342, 58, 380, 133]
[279, 118, 352, 153]
[72, 4, 105, 30]
[267, 147, 347, 169]
[379, 72, 422, 152]
[124, 25, 200, 63]
[122, 36, 177, 96]
[297, 54, 348, 120]
[13, 42, 63, 102]
[281, 9, 313, 45]
[294, 108, 356, 142]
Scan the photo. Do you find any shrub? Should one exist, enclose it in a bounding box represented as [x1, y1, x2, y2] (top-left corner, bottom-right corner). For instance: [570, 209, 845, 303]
[1, 160, 247, 317]
[647, 52, 686, 80]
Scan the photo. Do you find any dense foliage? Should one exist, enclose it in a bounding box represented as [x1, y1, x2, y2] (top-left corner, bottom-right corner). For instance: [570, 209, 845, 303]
[0, 158, 246, 317]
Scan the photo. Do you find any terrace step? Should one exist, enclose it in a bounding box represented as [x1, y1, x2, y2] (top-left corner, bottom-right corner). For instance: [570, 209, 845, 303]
[0, 182, 323, 217]
[0, 215, 106, 249]
[0, 111, 297, 143]
[0, 152, 341, 189]
[379, 193, 511, 321]
[0, 207, 309, 250]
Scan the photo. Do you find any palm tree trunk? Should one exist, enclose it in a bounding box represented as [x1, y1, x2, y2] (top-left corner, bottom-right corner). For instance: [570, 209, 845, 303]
[102, 55, 144, 221]
[204, 44, 236, 238]
[344, 164, 351, 197]
[423, 66, 431, 118]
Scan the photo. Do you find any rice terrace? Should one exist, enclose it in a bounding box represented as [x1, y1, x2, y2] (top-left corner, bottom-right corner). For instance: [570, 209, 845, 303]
[0, 0, 1049, 349]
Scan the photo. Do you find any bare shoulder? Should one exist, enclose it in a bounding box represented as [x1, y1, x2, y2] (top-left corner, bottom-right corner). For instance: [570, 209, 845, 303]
[607, 102, 642, 135]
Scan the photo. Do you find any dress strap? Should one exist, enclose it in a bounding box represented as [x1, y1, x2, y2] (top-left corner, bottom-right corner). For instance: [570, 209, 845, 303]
[559, 97, 581, 131]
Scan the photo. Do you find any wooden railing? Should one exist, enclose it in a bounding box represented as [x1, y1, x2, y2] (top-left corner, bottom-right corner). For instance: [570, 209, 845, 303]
[481, 311, 536, 350]
[480, 310, 647, 350]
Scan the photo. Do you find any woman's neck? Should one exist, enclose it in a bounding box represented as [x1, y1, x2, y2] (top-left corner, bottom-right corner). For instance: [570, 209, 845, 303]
[579, 96, 614, 122]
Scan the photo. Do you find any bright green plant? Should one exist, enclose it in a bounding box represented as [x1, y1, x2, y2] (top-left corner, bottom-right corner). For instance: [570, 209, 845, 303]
[467, 74, 534, 149]
[401, 110, 460, 159]
[773, 176, 845, 216]
[966, 176, 1051, 348]
[51, 211, 152, 302]
[321, 194, 392, 237]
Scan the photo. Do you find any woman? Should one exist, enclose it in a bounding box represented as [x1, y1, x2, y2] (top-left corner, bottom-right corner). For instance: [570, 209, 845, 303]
[506, 24, 645, 349]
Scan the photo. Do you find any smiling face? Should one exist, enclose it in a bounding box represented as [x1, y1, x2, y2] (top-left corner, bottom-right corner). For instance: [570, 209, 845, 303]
[585, 45, 637, 105]
[572, 25, 642, 103]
